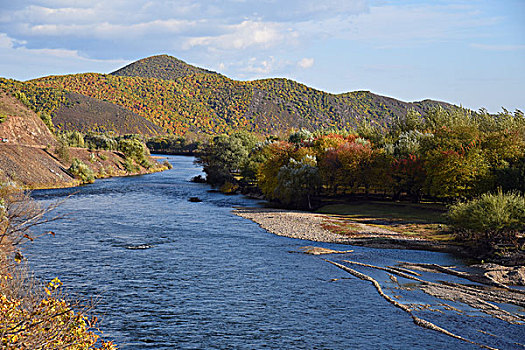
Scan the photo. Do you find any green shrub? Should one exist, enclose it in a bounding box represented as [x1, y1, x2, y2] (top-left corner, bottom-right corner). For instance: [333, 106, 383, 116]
[0, 113, 6, 123]
[123, 158, 139, 173]
[219, 181, 239, 194]
[118, 139, 148, 162]
[37, 112, 55, 133]
[84, 132, 117, 150]
[140, 158, 154, 169]
[448, 190, 525, 250]
[98, 153, 108, 161]
[59, 131, 85, 148]
[54, 140, 70, 162]
[98, 167, 107, 178]
[68, 158, 95, 184]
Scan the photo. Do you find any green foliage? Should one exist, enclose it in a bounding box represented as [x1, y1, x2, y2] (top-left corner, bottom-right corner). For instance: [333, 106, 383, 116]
[198, 131, 259, 186]
[423, 146, 490, 199]
[123, 158, 139, 173]
[496, 157, 525, 193]
[0, 78, 69, 132]
[59, 130, 85, 148]
[85, 132, 118, 150]
[288, 128, 313, 144]
[28, 68, 449, 136]
[68, 158, 95, 184]
[391, 108, 424, 136]
[0, 113, 6, 123]
[54, 139, 70, 162]
[274, 155, 321, 209]
[256, 141, 295, 199]
[355, 118, 387, 147]
[38, 111, 55, 133]
[393, 130, 431, 158]
[162, 160, 173, 169]
[146, 135, 200, 154]
[448, 190, 525, 250]
[219, 181, 239, 194]
[197, 107, 525, 208]
[139, 158, 154, 169]
[111, 54, 218, 80]
[118, 138, 149, 163]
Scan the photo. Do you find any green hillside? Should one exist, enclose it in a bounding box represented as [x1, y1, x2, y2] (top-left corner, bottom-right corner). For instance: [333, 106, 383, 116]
[29, 55, 453, 136]
[0, 77, 163, 136]
[0, 55, 454, 136]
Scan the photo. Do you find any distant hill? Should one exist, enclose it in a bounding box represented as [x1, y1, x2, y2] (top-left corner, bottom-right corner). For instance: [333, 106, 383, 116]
[33, 69, 453, 135]
[0, 78, 162, 136]
[111, 54, 219, 81]
[54, 92, 164, 136]
[1, 54, 455, 136]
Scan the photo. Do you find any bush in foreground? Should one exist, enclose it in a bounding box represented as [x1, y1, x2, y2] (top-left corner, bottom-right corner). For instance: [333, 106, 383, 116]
[448, 190, 525, 251]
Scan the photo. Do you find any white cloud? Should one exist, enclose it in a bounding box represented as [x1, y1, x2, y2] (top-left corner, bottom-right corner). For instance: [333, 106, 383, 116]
[0, 33, 14, 48]
[0, 32, 126, 80]
[184, 20, 292, 50]
[244, 56, 276, 74]
[297, 57, 314, 69]
[0, 0, 522, 114]
[214, 56, 294, 79]
[26, 19, 196, 38]
[4, 0, 489, 64]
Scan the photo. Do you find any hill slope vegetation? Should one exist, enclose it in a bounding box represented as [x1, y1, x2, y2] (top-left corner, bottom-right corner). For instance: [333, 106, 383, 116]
[111, 54, 219, 80]
[54, 92, 164, 136]
[3, 55, 455, 136]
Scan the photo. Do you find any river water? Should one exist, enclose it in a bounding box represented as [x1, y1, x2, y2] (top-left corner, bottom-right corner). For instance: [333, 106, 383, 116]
[26, 155, 523, 349]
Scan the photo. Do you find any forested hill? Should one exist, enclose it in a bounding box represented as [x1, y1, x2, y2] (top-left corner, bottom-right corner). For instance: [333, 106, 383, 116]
[111, 54, 220, 80]
[0, 78, 163, 136]
[54, 92, 164, 136]
[23, 54, 454, 136]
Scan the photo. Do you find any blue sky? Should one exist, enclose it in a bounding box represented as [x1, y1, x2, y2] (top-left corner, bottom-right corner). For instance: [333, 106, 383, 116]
[0, 0, 523, 112]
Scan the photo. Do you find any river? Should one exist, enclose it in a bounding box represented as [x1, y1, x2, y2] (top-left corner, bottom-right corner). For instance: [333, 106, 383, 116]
[26, 155, 523, 349]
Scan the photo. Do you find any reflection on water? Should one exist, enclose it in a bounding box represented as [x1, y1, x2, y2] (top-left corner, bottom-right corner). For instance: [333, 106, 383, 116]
[26, 156, 523, 349]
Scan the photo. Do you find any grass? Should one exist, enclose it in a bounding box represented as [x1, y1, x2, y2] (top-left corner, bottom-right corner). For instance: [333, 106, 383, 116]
[316, 200, 454, 242]
[317, 201, 447, 223]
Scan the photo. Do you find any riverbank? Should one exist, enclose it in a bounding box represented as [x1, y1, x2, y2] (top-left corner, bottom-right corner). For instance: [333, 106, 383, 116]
[234, 207, 464, 253]
[234, 207, 525, 286]
[0, 90, 169, 189]
[0, 144, 168, 190]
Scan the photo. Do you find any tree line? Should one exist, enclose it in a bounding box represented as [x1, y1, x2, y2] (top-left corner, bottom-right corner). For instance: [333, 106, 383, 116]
[198, 107, 525, 252]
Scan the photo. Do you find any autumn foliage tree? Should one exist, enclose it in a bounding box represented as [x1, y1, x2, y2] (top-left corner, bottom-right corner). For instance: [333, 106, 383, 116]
[196, 106, 525, 206]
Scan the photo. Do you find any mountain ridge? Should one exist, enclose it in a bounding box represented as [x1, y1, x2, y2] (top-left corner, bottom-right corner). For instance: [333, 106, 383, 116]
[17, 54, 456, 136]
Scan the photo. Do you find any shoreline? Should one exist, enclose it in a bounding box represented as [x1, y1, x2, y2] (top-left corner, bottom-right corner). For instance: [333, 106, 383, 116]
[24, 165, 169, 190]
[233, 207, 525, 286]
[233, 207, 466, 254]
